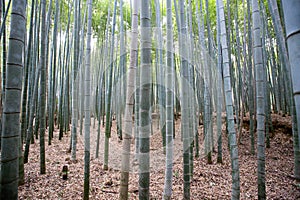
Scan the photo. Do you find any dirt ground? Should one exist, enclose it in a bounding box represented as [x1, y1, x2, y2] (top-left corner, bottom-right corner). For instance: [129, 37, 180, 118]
[19, 114, 300, 199]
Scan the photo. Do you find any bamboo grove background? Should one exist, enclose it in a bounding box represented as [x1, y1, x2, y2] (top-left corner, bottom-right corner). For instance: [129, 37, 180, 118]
[0, 0, 300, 199]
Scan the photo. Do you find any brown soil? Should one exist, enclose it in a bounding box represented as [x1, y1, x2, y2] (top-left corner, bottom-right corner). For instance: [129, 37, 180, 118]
[19, 114, 300, 199]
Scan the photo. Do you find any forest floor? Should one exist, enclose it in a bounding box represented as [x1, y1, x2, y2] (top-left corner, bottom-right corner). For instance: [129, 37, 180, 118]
[19, 114, 300, 199]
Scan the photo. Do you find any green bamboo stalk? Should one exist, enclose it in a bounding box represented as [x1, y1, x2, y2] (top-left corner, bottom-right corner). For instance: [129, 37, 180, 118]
[103, 0, 117, 170]
[178, 0, 191, 199]
[119, 0, 138, 199]
[216, 0, 223, 164]
[39, 0, 47, 175]
[139, 0, 151, 199]
[247, 0, 255, 155]
[71, 0, 81, 161]
[252, 0, 266, 198]
[163, 0, 174, 198]
[217, 0, 240, 198]
[83, 0, 92, 198]
[0, 0, 26, 198]
[282, 0, 300, 180]
[48, 0, 59, 145]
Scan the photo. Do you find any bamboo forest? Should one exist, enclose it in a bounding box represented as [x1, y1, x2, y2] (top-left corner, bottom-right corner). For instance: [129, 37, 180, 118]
[1, 0, 300, 199]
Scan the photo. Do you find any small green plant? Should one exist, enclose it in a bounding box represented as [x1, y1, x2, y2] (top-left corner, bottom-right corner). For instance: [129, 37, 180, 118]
[174, 170, 179, 178]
